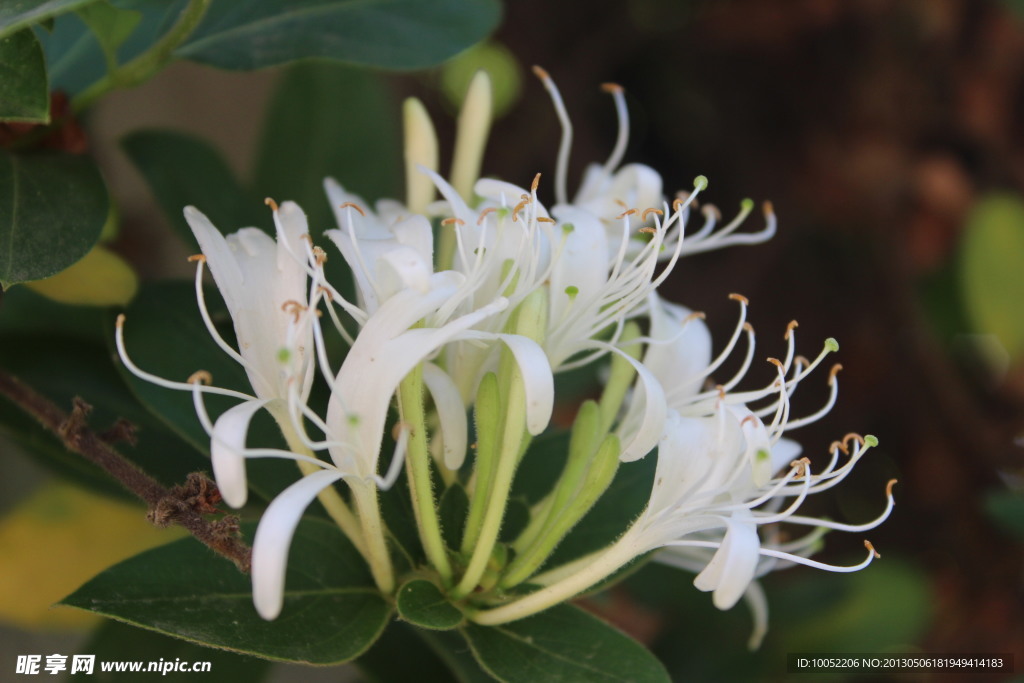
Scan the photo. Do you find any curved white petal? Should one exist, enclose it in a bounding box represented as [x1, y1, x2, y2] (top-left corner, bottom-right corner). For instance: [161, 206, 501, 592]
[251, 469, 346, 620]
[422, 362, 469, 470]
[377, 245, 432, 296]
[495, 333, 554, 436]
[184, 206, 243, 298]
[616, 352, 668, 462]
[547, 206, 609, 325]
[693, 518, 761, 610]
[644, 294, 712, 406]
[211, 399, 271, 508]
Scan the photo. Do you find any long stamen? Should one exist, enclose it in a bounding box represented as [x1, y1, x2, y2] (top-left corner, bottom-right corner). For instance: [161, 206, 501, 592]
[601, 83, 629, 173]
[533, 66, 572, 205]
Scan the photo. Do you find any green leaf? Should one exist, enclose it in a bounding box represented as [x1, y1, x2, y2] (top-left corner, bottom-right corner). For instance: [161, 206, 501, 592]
[397, 578, 464, 630]
[439, 482, 469, 550]
[959, 193, 1024, 361]
[0, 29, 50, 123]
[0, 0, 98, 40]
[0, 149, 108, 289]
[985, 489, 1024, 540]
[76, 0, 141, 65]
[462, 603, 670, 683]
[122, 129, 265, 248]
[176, 0, 501, 71]
[253, 62, 400, 232]
[73, 619, 272, 681]
[510, 430, 569, 504]
[356, 621, 458, 683]
[61, 518, 392, 664]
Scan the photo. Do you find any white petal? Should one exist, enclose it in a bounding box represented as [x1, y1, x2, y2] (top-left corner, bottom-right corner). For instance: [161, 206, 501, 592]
[547, 206, 609, 323]
[377, 245, 432, 296]
[251, 469, 346, 620]
[422, 362, 469, 470]
[644, 294, 712, 406]
[211, 399, 271, 508]
[617, 353, 668, 462]
[184, 206, 243, 302]
[693, 519, 761, 610]
[495, 333, 554, 436]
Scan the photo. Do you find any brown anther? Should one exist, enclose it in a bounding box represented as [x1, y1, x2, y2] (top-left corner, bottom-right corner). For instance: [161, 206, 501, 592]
[299, 233, 314, 246]
[512, 198, 531, 222]
[614, 198, 629, 208]
[532, 65, 551, 81]
[742, 322, 755, 334]
[790, 457, 811, 477]
[441, 217, 465, 227]
[830, 440, 848, 455]
[672, 197, 686, 211]
[767, 357, 784, 370]
[339, 202, 367, 216]
[280, 300, 307, 323]
[638, 227, 656, 234]
[616, 208, 638, 219]
[741, 415, 758, 427]
[116, 313, 126, 328]
[828, 363, 843, 384]
[537, 216, 556, 224]
[315, 310, 322, 317]
[600, 82, 624, 94]
[763, 200, 775, 216]
[392, 421, 411, 440]
[795, 355, 811, 367]
[684, 311, 706, 323]
[716, 384, 726, 400]
[316, 286, 334, 302]
[531, 173, 541, 193]
[470, 442, 478, 450]
[704, 204, 722, 221]
[641, 208, 664, 221]
[785, 320, 799, 340]
[729, 293, 749, 305]
[842, 433, 865, 450]
[312, 246, 327, 265]
[188, 370, 212, 385]
[187, 254, 206, 263]
[864, 540, 880, 559]
[477, 207, 498, 225]
[264, 197, 279, 212]
[886, 479, 898, 497]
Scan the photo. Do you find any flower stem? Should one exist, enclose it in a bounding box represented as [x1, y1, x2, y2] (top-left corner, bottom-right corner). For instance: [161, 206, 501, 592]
[399, 364, 453, 583]
[349, 478, 395, 594]
[71, 0, 212, 113]
[471, 533, 637, 625]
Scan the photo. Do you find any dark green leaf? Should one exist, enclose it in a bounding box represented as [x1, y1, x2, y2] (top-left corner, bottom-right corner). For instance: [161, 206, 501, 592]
[0, 29, 49, 122]
[356, 621, 457, 683]
[76, 0, 141, 63]
[253, 62, 400, 233]
[985, 490, 1024, 540]
[0, 149, 108, 289]
[397, 578, 464, 630]
[462, 603, 670, 683]
[62, 518, 392, 664]
[122, 129, 265, 248]
[0, 0, 98, 39]
[417, 629, 496, 682]
[959, 193, 1024, 360]
[509, 430, 569, 504]
[72, 619, 272, 681]
[439, 482, 469, 550]
[176, 0, 501, 71]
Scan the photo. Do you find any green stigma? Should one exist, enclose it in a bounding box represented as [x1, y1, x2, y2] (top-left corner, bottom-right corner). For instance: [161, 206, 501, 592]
[277, 348, 292, 363]
[562, 223, 575, 235]
[693, 175, 709, 191]
[864, 435, 879, 448]
[740, 197, 754, 212]
[825, 337, 839, 353]
[564, 285, 579, 300]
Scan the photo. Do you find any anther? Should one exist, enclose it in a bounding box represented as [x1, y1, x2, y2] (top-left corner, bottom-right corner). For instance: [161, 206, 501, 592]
[767, 357, 784, 370]
[729, 293, 750, 305]
[264, 197, 279, 212]
[477, 207, 497, 225]
[703, 204, 722, 221]
[512, 198, 531, 222]
[741, 414, 758, 427]
[763, 200, 775, 217]
[642, 208, 664, 221]
[531, 173, 541, 193]
[842, 433, 866, 450]
[785, 320, 799, 340]
[743, 322, 755, 334]
[829, 440, 848, 455]
[532, 65, 551, 81]
[116, 313, 126, 329]
[316, 286, 334, 301]
[537, 216, 556, 224]
[338, 202, 367, 216]
[672, 197, 686, 212]
[828, 363, 843, 384]
[716, 384, 726, 400]
[392, 421, 411, 440]
[281, 300, 307, 323]
[312, 246, 327, 265]
[614, 199, 629, 209]
[616, 208, 638, 219]
[684, 311, 706, 323]
[188, 370, 212, 385]
[187, 254, 206, 263]
[886, 479, 898, 497]
[864, 540, 880, 559]
[795, 355, 811, 367]
[441, 217, 465, 227]
[600, 82, 624, 94]
[638, 227, 656, 234]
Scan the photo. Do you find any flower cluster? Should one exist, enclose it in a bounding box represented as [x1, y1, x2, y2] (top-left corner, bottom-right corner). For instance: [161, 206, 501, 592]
[116, 68, 893, 645]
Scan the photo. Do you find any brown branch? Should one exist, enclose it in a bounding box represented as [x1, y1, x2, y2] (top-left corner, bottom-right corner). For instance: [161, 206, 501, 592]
[0, 368, 251, 572]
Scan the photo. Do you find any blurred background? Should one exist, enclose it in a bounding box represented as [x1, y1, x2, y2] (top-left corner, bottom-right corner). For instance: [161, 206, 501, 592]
[3, 0, 1024, 680]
